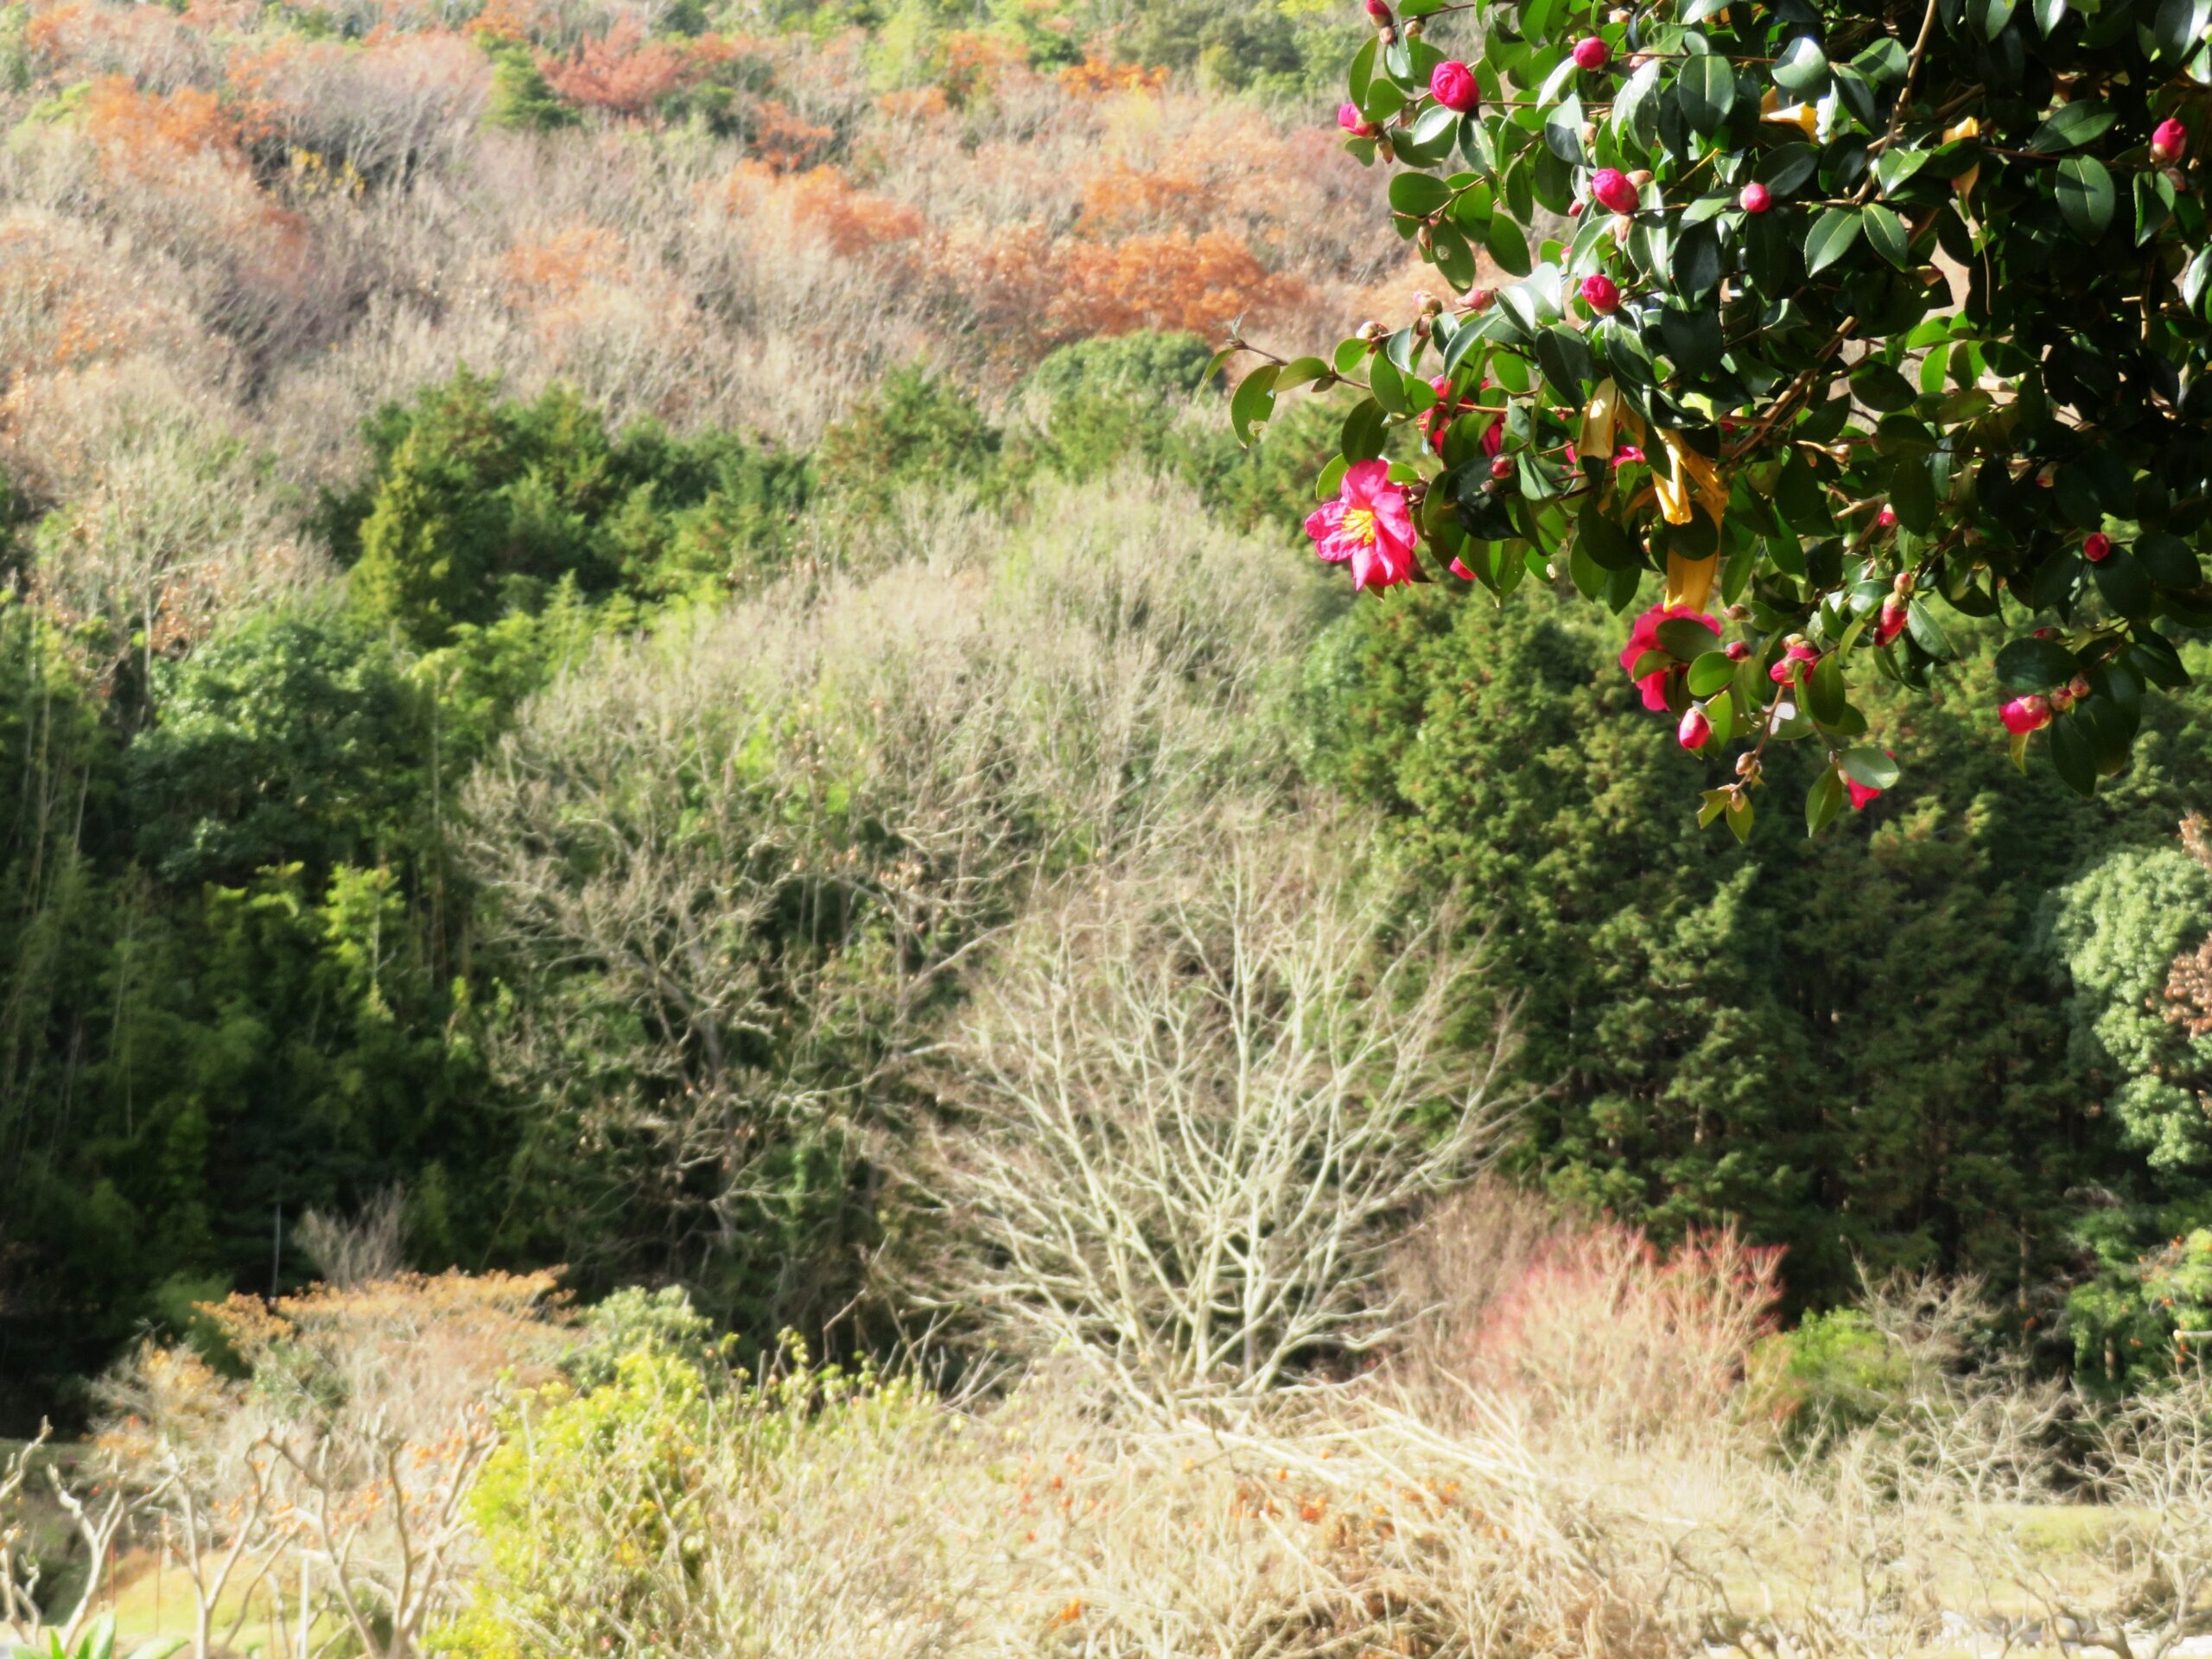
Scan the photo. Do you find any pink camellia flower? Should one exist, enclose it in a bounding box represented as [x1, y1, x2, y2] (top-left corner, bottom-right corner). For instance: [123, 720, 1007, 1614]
[1573, 35, 1611, 70]
[1450, 556, 1477, 581]
[1338, 102, 1376, 137]
[1619, 603, 1720, 712]
[1305, 459, 1419, 592]
[2084, 532, 2114, 563]
[2152, 117, 2188, 162]
[1678, 705, 1713, 750]
[1481, 416, 1504, 457]
[1580, 271, 1622, 314]
[1611, 442, 1646, 467]
[1875, 595, 1909, 647]
[1738, 181, 1772, 213]
[1590, 167, 1640, 214]
[1431, 60, 1480, 111]
[2000, 694, 2053, 735]
[1769, 640, 1821, 685]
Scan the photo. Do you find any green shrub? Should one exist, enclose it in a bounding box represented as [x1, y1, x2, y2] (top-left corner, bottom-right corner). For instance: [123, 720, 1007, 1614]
[1749, 1309, 1916, 1446]
[484, 47, 575, 132]
[128, 605, 427, 885]
[1018, 330, 1215, 481]
[567, 1286, 723, 1391]
[812, 362, 1000, 509]
[340, 372, 809, 646]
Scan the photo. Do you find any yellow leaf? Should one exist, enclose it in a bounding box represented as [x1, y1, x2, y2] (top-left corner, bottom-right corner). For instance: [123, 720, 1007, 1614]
[1579, 378, 1618, 461]
[1759, 86, 1822, 141]
[1657, 429, 1731, 525]
[1943, 116, 1982, 201]
[1667, 550, 1719, 613]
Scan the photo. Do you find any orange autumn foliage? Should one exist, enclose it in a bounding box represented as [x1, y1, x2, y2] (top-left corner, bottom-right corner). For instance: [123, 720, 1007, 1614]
[500, 220, 627, 308]
[1077, 161, 1211, 235]
[716, 162, 925, 258]
[1050, 230, 1312, 340]
[1057, 54, 1166, 98]
[79, 75, 238, 168]
[541, 16, 698, 117]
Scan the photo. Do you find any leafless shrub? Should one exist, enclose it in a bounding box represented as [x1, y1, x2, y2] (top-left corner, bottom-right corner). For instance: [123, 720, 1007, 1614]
[896, 821, 1514, 1410]
[295, 1186, 410, 1290]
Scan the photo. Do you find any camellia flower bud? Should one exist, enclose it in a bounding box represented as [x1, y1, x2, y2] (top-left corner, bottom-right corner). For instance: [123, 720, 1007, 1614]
[1430, 59, 1480, 111]
[1892, 569, 1914, 594]
[2069, 673, 2092, 700]
[1877, 505, 1897, 528]
[1875, 595, 1909, 647]
[2084, 531, 2113, 563]
[1580, 271, 1622, 314]
[2033, 626, 2057, 640]
[1725, 640, 1751, 661]
[1417, 290, 1444, 318]
[2050, 684, 2077, 713]
[1626, 168, 1653, 188]
[1465, 287, 1496, 312]
[1355, 319, 1384, 343]
[2152, 117, 2188, 163]
[1573, 35, 1611, 70]
[1590, 167, 1640, 215]
[1735, 753, 1760, 779]
[1337, 102, 1376, 138]
[2000, 694, 2053, 735]
[1738, 181, 1772, 213]
[1678, 705, 1713, 750]
[1363, 0, 1394, 23]
[1490, 454, 1515, 480]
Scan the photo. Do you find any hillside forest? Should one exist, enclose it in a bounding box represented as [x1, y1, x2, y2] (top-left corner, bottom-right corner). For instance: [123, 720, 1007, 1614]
[0, 0, 2211, 1649]
[1, 0, 2210, 1423]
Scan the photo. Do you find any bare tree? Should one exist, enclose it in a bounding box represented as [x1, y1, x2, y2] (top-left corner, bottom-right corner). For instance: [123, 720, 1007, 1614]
[296, 1185, 410, 1289]
[899, 815, 1516, 1410]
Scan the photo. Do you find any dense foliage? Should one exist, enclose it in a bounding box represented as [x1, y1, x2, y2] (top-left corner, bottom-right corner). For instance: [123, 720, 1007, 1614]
[1251, 0, 2212, 833]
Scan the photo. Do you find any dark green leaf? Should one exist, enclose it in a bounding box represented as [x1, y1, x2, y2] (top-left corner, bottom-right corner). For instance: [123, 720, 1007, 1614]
[1807, 654, 1848, 724]
[2048, 714, 2099, 795]
[1389, 172, 1453, 218]
[2092, 549, 2157, 620]
[1773, 37, 1831, 97]
[1806, 766, 1845, 835]
[1340, 397, 1388, 462]
[1805, 207, 1864, 276]
[1657, 616, 1719, 660]
[1994, 635, 2081, 689]
[1675, 55, 1737, 132]
[2056, 156, 2116, 241]
[1840, 746, 1901, 789]
[1688, 650, 1738, 696]
[1671, 220, 1723, 298]
[1230, 365, 1277, 445]
[1862, 202, 1911, 269]
[2137, 531, 2203, 588]
[2026, 100, 2117, 152]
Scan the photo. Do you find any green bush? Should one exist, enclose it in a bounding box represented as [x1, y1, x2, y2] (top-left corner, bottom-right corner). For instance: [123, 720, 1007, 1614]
[340, 372, 810, 646]
[813, 362, 1001, 509]
[1749, 1309, 1916, 1446]
[128, 606, 426, 885]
